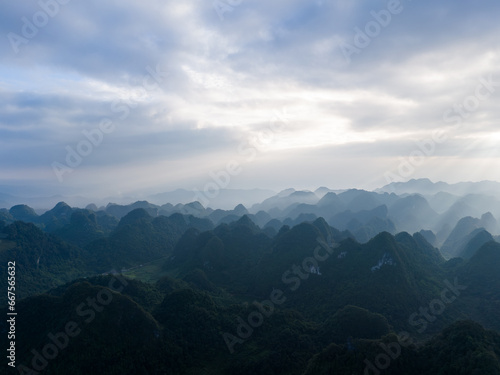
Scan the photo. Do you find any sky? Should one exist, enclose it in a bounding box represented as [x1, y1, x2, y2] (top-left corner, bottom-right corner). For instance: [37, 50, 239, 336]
[1, 0, 500, 200]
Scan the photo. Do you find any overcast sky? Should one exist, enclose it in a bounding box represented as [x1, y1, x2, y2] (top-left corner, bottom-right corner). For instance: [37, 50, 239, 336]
[1, 0, 500, 199]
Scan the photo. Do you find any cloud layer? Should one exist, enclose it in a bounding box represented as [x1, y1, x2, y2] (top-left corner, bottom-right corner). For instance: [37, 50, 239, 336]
[1, 0, 500, 198]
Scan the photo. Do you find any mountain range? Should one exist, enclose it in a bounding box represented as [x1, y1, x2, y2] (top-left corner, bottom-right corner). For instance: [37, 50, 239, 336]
[1, 179, 500, 374]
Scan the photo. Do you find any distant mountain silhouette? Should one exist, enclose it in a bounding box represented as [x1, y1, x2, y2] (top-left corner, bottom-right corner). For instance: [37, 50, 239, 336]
[458, 229, 495, 259]
[440, 215, 498, 259]
[378, 178, 500, 197]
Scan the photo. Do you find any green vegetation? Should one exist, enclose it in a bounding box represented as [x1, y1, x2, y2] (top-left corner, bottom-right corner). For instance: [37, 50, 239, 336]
[0, 221, 89, 304]
[1, 207, 499, 374]
[122, 257, 173, 283]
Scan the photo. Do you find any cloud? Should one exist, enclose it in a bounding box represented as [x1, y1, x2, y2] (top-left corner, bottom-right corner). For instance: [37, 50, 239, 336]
[1, 0, 500, 199]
